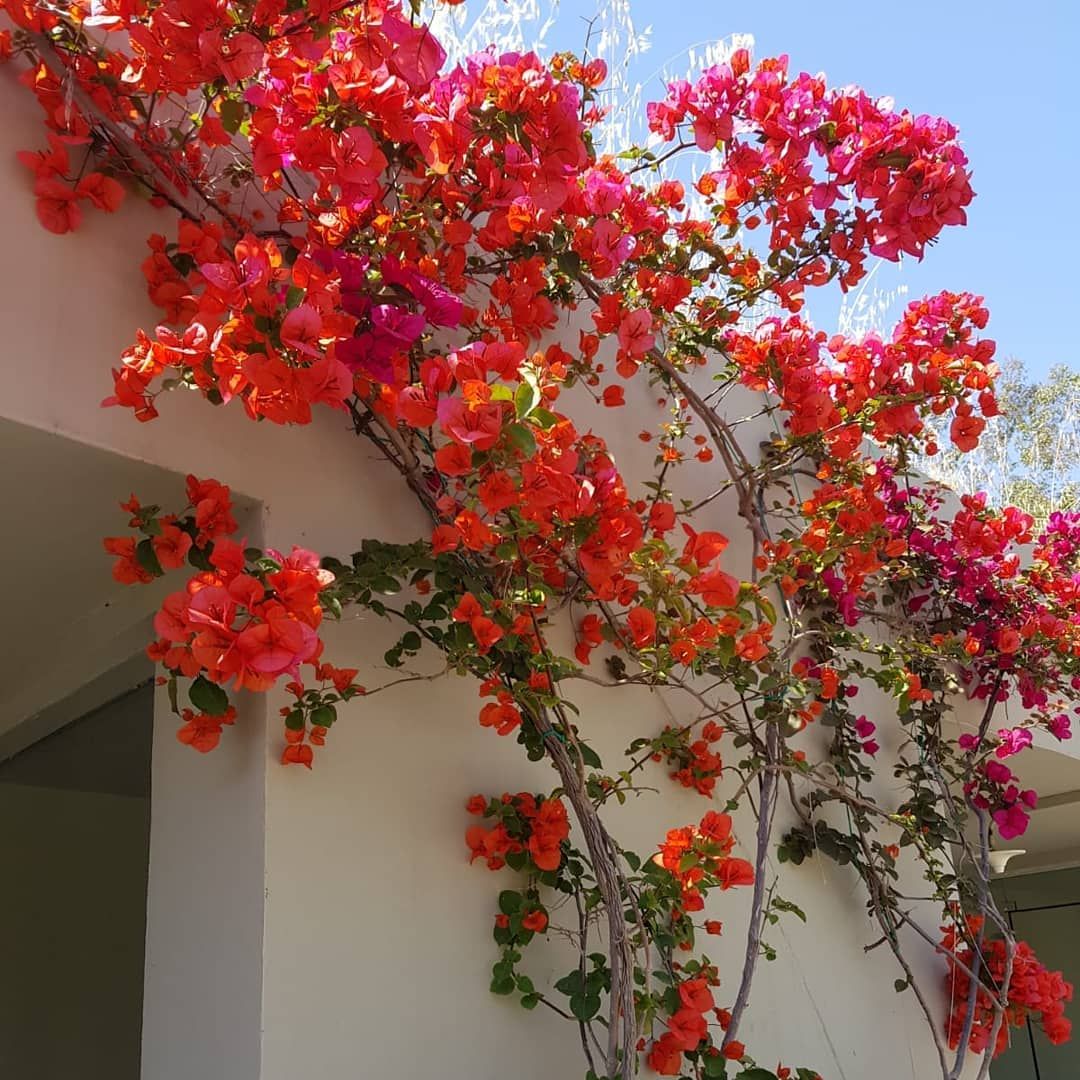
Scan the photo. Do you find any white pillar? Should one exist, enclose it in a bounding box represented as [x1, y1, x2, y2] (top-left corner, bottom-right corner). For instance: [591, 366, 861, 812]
[140, 683, 269, 1080]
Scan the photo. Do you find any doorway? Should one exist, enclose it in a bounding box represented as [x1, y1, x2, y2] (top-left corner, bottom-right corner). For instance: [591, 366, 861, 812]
[991, 868, 1080, 1080]
[0, 683, 153, 1079]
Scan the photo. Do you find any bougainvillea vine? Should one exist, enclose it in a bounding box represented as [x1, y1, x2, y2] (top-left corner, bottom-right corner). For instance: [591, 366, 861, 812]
[3, 1, 1074, 1078]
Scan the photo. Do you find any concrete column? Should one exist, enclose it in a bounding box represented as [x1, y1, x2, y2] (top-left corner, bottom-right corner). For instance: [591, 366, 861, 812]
[140, 684, 268, 1080]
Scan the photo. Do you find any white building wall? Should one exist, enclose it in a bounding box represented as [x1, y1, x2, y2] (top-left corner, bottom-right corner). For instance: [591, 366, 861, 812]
[0, 71, 991, 1080]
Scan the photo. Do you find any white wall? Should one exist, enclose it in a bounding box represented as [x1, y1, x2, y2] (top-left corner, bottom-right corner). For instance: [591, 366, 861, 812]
[0, 66, 1005, 1080]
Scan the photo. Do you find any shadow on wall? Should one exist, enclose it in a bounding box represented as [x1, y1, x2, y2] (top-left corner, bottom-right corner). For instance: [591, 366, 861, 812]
[0, 683, 153, 1080]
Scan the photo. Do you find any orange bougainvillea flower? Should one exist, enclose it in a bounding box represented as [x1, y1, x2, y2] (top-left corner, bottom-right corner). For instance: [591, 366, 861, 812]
[478, 698, 521, 736]
[281, 743, 314, 768]
[521, 908, 548, 933]
[646, 1034, 683, 1076]
[677, 978, 714, 1014]
[152, 523, 193, 570]
[717, 857, 755, 890]
[528, 798, 569, 870]
[627, 605, 657, 647]
[176, 706, 236, 753]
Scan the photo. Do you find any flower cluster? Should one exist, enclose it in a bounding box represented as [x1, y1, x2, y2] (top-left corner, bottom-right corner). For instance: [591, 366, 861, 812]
[105, 476, 358, 761]
[725, 291, 997, 456]
[649, 50, 972, 280]
[645, 976, 747, 1076]
[652, 721, 725, 797]
[104, 475, 236, 584]
[655, 811, 755, 914]
[151, 544, 329, 690]
[962, 758, 1039, 841]
[465, 792, 571, 873]
[17, 133, 125, 234]
[944, 917, 1074, 1056]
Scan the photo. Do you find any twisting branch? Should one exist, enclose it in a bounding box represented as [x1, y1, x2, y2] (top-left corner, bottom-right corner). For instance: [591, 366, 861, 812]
[723, 720, 780, 1048]
[535, 703, 637, 1080]
[852, 822, 952, 1078]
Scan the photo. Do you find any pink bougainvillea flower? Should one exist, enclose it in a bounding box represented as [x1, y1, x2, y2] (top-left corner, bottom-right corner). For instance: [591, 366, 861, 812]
[617, 309, 655, 358]
[280, 304, 323, 356]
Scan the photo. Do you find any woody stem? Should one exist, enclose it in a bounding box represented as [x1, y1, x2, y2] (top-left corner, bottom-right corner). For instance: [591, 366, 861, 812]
[723, 720, 779, 1048]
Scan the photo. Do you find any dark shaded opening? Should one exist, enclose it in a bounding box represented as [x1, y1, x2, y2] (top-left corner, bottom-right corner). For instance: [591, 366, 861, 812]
[0, 682, 153, 1079]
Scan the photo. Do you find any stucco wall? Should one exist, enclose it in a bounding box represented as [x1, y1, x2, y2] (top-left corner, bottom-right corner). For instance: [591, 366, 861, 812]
[0, 68, 990, 1080]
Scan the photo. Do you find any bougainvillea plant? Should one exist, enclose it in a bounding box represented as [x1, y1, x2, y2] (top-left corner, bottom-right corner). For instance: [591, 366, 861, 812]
[2, 1, 1074, 1077]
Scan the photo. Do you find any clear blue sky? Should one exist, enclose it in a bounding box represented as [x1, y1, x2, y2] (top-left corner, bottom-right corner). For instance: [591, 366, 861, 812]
[536, 0, 1077, 377]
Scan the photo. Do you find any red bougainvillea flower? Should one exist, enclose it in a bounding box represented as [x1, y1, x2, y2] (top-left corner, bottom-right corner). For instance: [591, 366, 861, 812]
[944, 916, 1073, 1056]
[464, 793, 570, 874]
[521, 908, 548, 933]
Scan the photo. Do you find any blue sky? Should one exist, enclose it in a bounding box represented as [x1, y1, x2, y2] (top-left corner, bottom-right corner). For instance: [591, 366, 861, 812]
[536, 0, 1076, 377]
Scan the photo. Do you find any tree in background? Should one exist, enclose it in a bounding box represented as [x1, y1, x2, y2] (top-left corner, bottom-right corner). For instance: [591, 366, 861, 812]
[925, 358, 1080, 524]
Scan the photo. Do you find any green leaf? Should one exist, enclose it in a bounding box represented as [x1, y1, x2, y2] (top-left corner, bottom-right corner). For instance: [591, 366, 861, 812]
[736, 1070, 778, 1080]
[699, 1054, 725, 1080]
[569, 992, 601, 1021]
[530, 407, 560, 429]
[505, 423, 537, 458]
[515, 374, 540, 419]
[310, 705, 337, 728]
[894, 978, 909, 993]
[189, 675, 229, 717]
[136, 538, 163, 577]
[877, 150, 912, 169]
[219, 98, 245, 134]
[490, 975, 515, 996]
[770, 896, 807, 923]
[755, 594, 776, 624]
[578, 742, 602, 769]
[498, 890, 522, 915]
[285, 285, 305, 310]
[714, 635, 735, 665]
[703, 1054, 728, 1077]
[555, 251, 581, 277]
